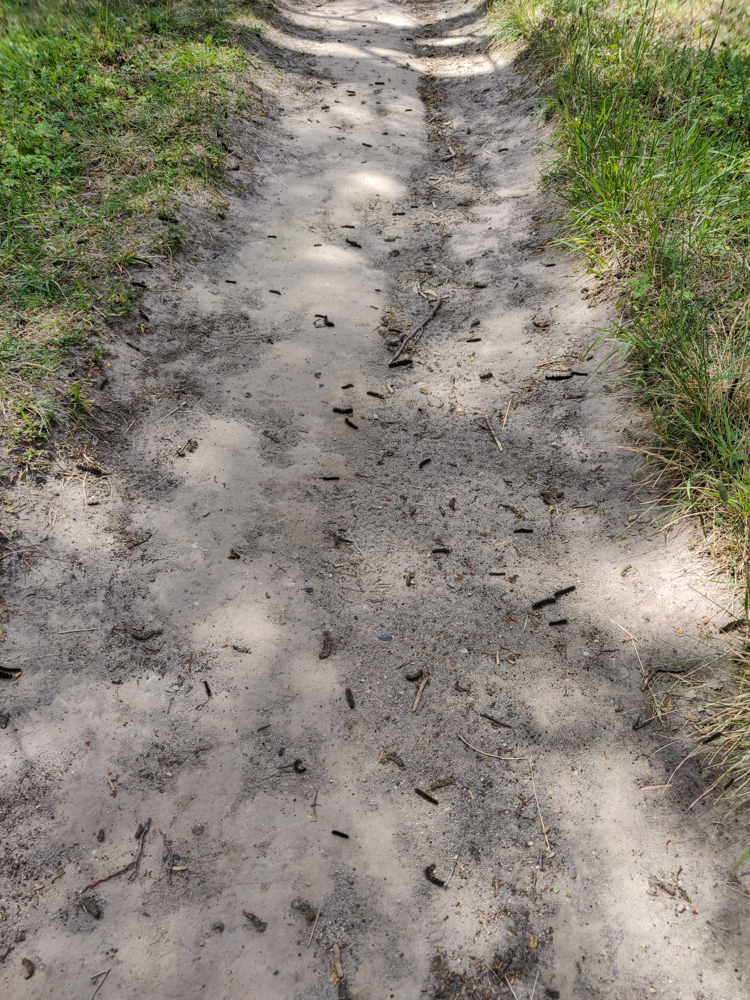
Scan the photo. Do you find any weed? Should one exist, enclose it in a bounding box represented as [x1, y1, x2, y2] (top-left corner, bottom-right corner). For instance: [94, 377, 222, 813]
[65, 381, 93, 417]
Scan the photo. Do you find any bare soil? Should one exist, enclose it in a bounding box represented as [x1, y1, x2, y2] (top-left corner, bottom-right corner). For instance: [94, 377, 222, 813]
[1, 1, 749, 998]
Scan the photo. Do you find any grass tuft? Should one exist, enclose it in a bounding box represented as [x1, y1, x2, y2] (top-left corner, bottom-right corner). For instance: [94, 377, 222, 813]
[0, 0, 266, 466]
[488, 0, 750, 572]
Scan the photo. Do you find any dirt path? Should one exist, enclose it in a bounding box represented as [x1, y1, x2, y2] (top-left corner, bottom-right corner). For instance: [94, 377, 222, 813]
[2, 1, 749, 998]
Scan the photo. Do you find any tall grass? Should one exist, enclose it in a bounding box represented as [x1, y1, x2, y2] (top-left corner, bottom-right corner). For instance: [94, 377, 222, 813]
[0, 0, 266, 466]
[489, 0, 750, 568]
[487, 0, 750, 808]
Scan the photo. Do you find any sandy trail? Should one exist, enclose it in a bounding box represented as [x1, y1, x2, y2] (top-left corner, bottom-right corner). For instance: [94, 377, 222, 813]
[1, 1, 749, 998]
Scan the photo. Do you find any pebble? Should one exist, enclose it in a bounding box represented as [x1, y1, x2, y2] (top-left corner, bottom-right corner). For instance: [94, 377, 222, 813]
[305, 587, 314, 593]
[378, 634, 392, 641]
[148, 576, 155, 582]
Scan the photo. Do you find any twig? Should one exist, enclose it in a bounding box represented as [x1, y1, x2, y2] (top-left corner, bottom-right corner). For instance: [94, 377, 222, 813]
[307, 908, 321, 947]
[443, 812, 470, 889]
[479, 712, 512, 730]
[505, 975, 519, 999]
[609, 619, 645, 674]
[251, 145, 288, 188]
[389, 298, 443, 365]
[412, 674, 430, 712]
[501, 399, 512, 429]
[458, 732, 526, 760]
[80, 863, 133, 893]
[158, 404, 187, 424]
[90, 968, 111, 1000]
[129, 818, 151, 881]
[530, 970, 540, 1000]
[527, 760, 551, 853]
[497, 643, 522, 656]
[484, 415, 503, 452]
[60, 626, 108, 634]
[159, 828, 174, 885]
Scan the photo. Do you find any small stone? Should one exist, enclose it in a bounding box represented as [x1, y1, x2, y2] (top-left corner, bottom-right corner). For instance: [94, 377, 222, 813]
[148, 576, 155, 583]
[305, 587, 314, 593]
[676, 902, 686, 914]
[0, 712, 9, 729]
[97, 829, 105, 843]
[212, 921, 225, 934]
[378, 634, 392, 642]
[21, 958, 34, 979]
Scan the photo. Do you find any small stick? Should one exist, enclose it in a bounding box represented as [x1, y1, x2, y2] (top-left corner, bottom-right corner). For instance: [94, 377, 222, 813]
[307, 908, 321, 947]
[159, 829, 174, 885]
[609, 619, 645, 674]
[458, 732, 526, 760]
[412, 674, 430, 712]
[60, 626, 108, 634]
[80, 864, 133, 893]
[90, 968, 111, 1000]
[389, 298, 443, 365]
[106, 776, 116, 795]
[129, 818, 151, 880]
[251, 145, 288, 188]
[443, 812, 470, 889]
[530, 971, 540, 1000]
[505, 975, 519, 1000]
[311, 789, 319, 820]
[501, 399, 512, 430]
[480, 712, 512, 730]
[484, 415, 503, 452]
[527, 761, 551, 852]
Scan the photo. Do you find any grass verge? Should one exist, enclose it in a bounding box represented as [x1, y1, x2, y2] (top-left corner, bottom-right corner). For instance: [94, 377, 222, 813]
[486, 0, 750, 809]
[0, 0, 269, 471]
